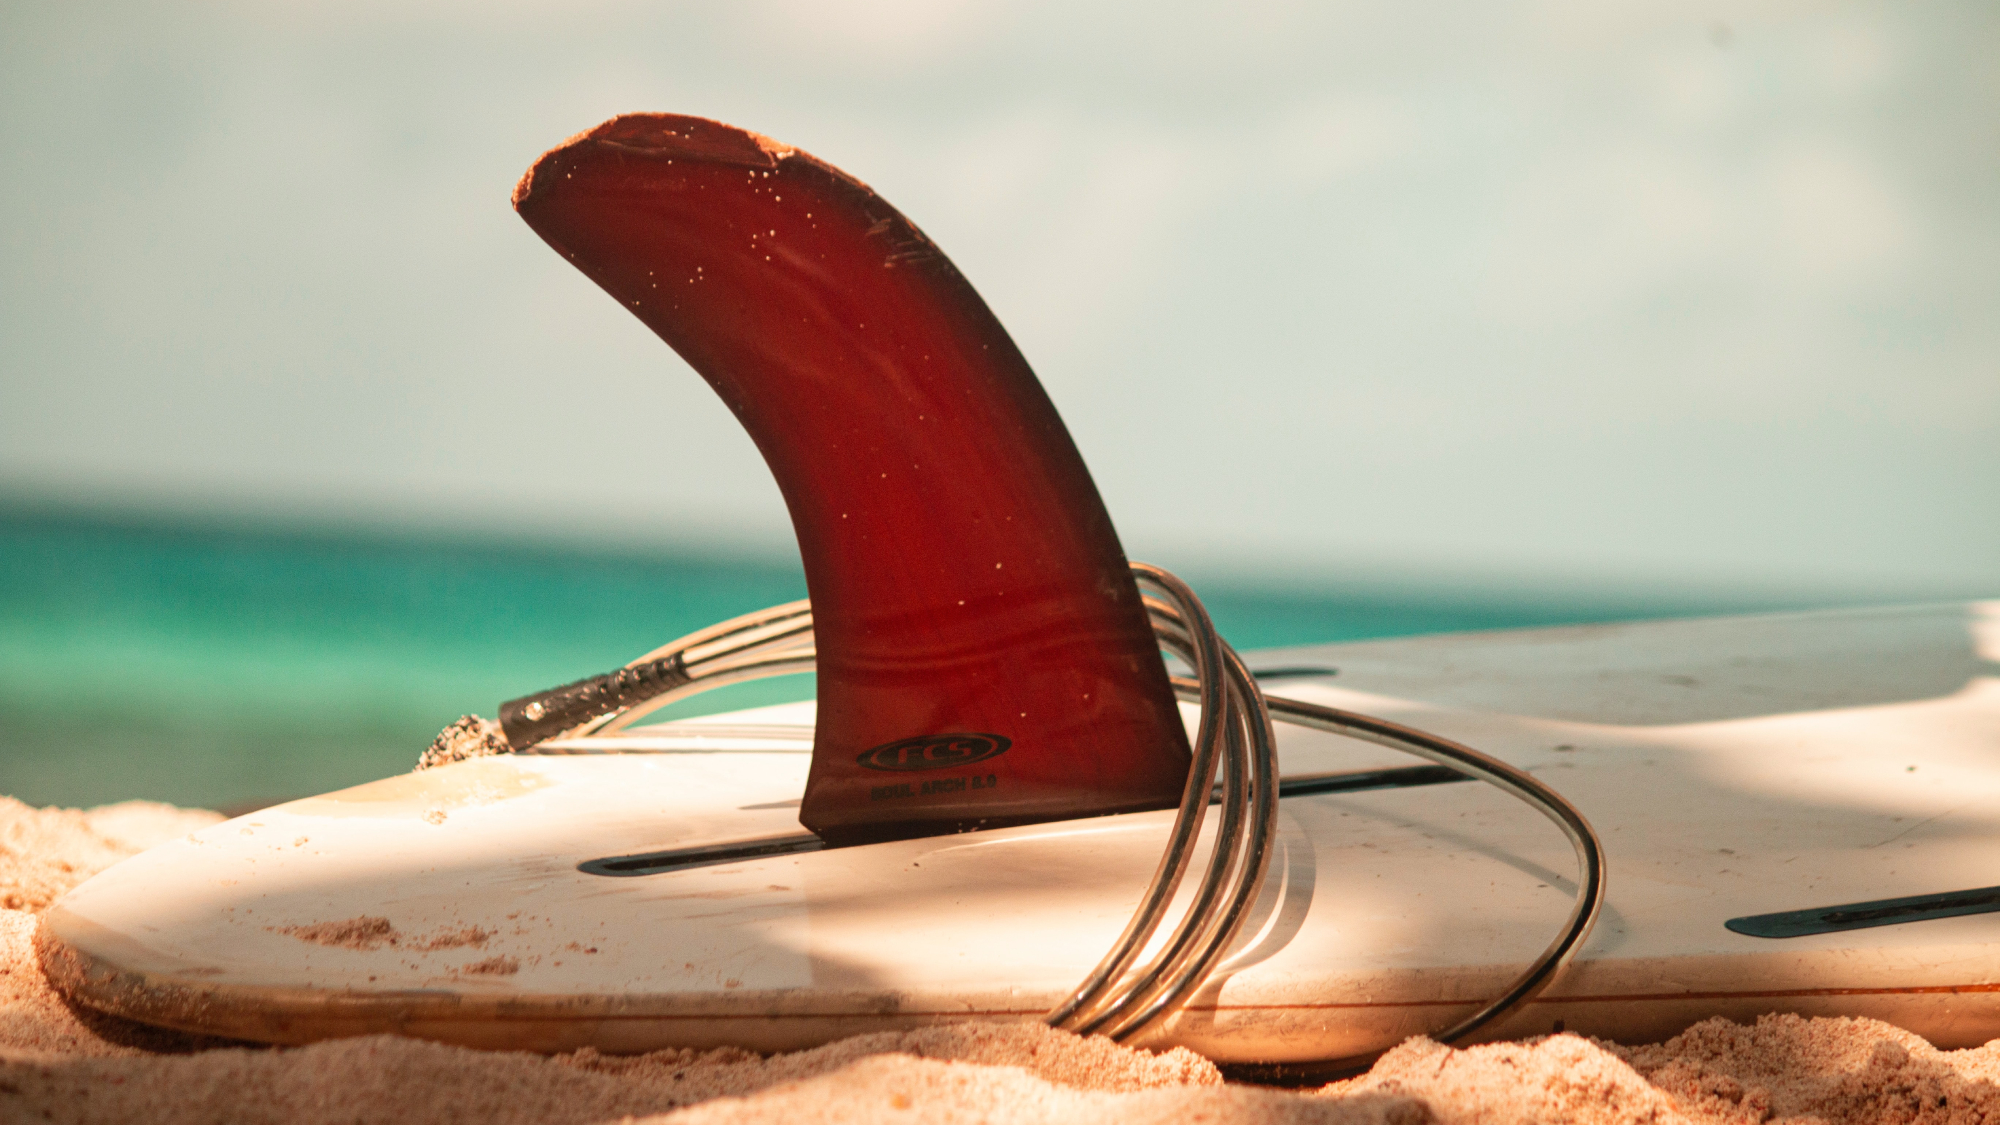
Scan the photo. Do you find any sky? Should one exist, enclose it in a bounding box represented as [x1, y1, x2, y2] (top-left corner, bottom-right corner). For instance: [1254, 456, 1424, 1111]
[2, 0, 1995, 597]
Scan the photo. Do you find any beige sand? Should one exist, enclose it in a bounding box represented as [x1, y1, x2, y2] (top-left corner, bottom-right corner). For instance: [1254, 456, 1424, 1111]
[5, 795, 1998, 1124]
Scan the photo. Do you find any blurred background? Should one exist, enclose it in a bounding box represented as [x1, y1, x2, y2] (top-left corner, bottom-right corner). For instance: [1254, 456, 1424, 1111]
[3, 0, 1995, 809]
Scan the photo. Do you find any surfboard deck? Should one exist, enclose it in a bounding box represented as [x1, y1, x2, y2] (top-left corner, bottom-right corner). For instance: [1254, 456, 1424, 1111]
[40, 602, 2000, 1061]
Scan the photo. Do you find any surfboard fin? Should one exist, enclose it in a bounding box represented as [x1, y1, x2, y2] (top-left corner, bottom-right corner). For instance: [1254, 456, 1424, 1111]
[513, 114, 1191, 845]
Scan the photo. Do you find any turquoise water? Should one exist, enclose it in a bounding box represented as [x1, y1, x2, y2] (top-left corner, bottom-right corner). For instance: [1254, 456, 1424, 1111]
[0, 508, 1798, 811]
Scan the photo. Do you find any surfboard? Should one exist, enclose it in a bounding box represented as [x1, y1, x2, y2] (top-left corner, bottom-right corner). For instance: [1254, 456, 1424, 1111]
[41, 600, 2000, 1063]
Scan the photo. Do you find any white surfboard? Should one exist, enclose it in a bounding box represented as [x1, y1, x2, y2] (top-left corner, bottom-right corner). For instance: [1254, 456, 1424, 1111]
[40, 602, 2000, 1063]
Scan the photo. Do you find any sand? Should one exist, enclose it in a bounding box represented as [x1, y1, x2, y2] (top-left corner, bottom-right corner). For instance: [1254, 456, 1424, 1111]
[6, 795, 2000, 1124]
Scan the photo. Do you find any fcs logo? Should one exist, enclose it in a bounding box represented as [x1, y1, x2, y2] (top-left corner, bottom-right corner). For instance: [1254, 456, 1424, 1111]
[856, 733, 1011, 772]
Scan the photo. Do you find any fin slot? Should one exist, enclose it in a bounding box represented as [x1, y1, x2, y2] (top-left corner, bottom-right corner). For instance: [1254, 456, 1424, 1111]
[1276, 764, 1468, 797]
[578, 834, 825, 877]
[1726, 885, 2000, 938]
[577, 765, 1469, 878]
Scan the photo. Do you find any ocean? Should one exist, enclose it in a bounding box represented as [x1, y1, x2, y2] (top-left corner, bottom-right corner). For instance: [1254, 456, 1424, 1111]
[0, 508, 1804, 811]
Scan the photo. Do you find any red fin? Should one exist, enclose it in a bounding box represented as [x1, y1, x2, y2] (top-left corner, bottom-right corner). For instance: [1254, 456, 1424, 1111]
[515, 114, 1189, 844]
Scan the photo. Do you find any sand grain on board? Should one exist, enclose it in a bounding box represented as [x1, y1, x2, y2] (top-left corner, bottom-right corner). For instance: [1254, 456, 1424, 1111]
[275, 915, 400, 950]
[7, 793, 2000, 1124]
